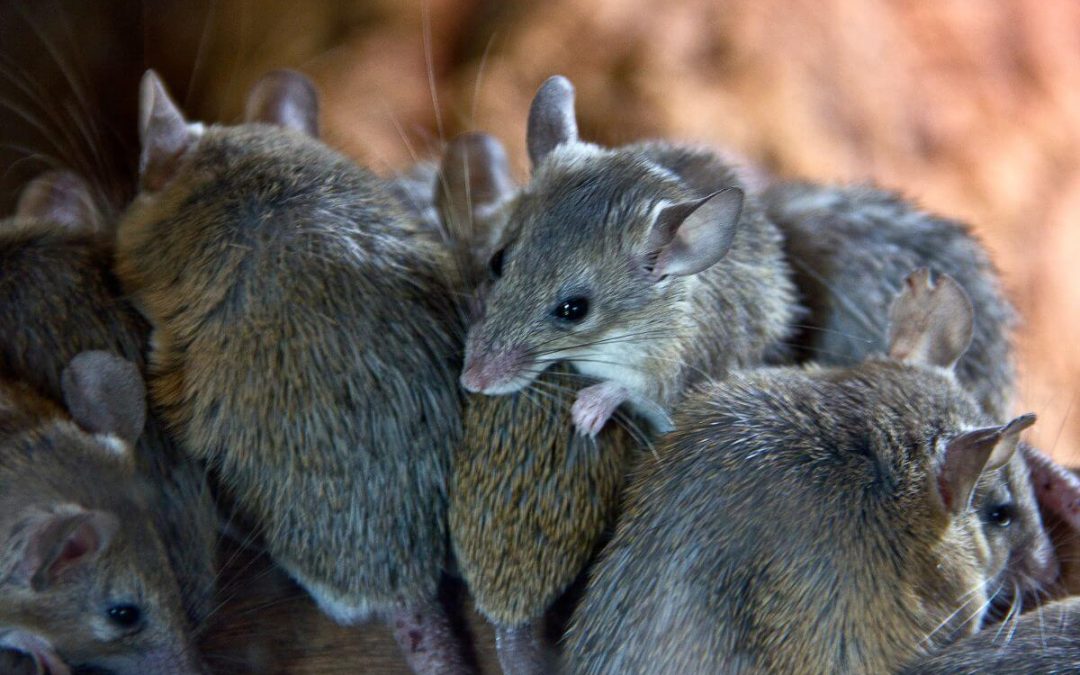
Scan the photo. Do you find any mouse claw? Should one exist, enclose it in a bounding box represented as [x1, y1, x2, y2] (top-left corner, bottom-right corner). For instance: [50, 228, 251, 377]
[572, 382, 629, 438]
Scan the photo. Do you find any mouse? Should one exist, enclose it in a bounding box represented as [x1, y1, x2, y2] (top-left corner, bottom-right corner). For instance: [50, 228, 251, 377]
[437, 131, 642, 674]
[899, 594, 1080, 674]
[0, 351, 204, 674]
[113, 69, 469, 674]
[458, 74, 799, 438]
[0, 170, 220, 631]
[563, 269, 1037, 674]
[760, 180, 1057, 620]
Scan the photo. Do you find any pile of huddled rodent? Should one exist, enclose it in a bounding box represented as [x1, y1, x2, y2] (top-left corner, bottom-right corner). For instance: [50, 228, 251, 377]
[2, 69, 1079, 675]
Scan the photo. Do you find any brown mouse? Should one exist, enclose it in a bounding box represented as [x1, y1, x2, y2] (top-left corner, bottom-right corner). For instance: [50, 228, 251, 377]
[458, 75, 798, 438]
[564, 269, 1036, 674]
[761, 180, 1057, 620]
[114, 70, 468, 673]
[0, 170, 219, 631]
[0, 352, 204, 674]
[437, 131, 642, 674]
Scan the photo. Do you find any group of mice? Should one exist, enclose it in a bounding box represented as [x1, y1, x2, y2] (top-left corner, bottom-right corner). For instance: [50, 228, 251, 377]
[2, 67, 1080, 675]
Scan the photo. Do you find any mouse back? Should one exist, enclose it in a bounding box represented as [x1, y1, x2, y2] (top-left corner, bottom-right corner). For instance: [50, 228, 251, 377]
[450, 363, 639, 627]
[762, 181, 1052, 619]
[564, 270, 1035, 674]
[116, 69, 463, 627]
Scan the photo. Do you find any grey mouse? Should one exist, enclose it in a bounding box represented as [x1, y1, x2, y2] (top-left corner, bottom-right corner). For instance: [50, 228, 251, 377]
[0, 170, 219, 631]
[458, 74, 798, 437]
[0, 352, 204, 674]
[438, 132, 642, 674]
[761, 180, 1057, 620]
[114, 70, 468, 673]
[564, 269, 1036, 674]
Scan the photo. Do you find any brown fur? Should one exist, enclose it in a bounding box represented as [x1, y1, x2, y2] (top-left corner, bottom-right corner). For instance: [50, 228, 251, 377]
[0, 374, 201, 674]
[0, 180, 218, 629]
[450, 364, 638, 627]
[114, 80, 464, 663]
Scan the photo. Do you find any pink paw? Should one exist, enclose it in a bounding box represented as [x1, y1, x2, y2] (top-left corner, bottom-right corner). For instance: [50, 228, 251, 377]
[571, 383, 629, 437]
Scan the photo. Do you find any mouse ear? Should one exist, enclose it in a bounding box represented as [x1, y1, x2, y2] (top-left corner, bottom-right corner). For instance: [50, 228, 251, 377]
[244, 69, 319, 137]
[139, 70, 198, 192]
[527, 75, 578, 168]
[887, 269, 974, 369]
[14, 170, 101, 233]
[938, 413, 1036, 514]
[61, 351, 147, 449]
[644, 188, 743, 281]
[9, 507, 119, 591]
[437, 132, 516, 258]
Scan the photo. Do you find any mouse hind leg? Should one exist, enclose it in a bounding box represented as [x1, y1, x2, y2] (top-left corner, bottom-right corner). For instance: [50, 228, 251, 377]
[390, 599, 475, 675]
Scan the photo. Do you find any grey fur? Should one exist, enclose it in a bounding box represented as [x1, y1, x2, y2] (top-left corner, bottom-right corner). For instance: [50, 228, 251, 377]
[901, 596, 1080, 674]
[762, 181, 1015, 418]
[762, 181, 1054, 618]
[115, 73, 466, 671]
[565, 358, 1024, 674]
[462, 119, 798, 433]
[0, 372, 203, 675]
[0, 174, 219, 630]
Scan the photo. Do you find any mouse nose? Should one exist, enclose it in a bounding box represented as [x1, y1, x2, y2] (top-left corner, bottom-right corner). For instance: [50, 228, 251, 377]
[460, 346, 527, 393]
[460, 360, 490, 392]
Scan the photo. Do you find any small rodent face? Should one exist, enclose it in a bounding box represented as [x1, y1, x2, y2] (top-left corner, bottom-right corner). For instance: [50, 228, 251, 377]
[974, 454, 1057, 611]
[0, 429, 198, 674]
[461, 147, 692, 394]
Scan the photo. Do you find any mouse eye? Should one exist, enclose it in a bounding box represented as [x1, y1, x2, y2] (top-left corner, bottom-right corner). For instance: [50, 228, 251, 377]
[107, 604, 143, 630]
[552, 296, 590, 323]
[489, 248, 506, 278]
[986, 504, 1015, 528]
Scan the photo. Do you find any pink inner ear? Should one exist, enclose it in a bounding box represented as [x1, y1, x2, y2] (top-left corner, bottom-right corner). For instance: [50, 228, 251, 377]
[26, 515, 109, 590]
[55, 524, 96, 569]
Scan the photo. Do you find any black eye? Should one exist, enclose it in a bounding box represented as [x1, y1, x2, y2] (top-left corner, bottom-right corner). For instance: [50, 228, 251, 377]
[986, 504, 1014, 528]
[489, 248, 505, 278]
[107, 604, 143, 629]
[553, 296, 589, 323]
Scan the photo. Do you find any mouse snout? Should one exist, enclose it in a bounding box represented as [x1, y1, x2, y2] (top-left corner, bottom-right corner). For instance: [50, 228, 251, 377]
[460, 344, 529, 394]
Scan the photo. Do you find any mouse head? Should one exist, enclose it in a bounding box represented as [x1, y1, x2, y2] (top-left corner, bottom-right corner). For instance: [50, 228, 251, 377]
[136, 68, 318, 192]
[116, 69, 330, 318]
[873, 269, 1037, 635]
[0, 353, 202, 674]
[460, 75, 745, 394]
[10, 171, 103, 235]
[973, 444, 1058, 616]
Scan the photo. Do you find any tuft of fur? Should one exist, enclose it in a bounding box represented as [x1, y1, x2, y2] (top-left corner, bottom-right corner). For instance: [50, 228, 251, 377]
[565, 359, 1012, 674]
[115, 122, 463, 620]
[0, 201, 218, 628]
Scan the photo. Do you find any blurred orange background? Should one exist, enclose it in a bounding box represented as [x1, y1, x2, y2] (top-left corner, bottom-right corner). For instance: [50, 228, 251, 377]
[2, 0, 1077, 462]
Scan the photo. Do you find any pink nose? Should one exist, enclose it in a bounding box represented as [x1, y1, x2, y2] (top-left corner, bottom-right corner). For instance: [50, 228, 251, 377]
[460, 347, 526, 393]
[460, 360, 490, 392]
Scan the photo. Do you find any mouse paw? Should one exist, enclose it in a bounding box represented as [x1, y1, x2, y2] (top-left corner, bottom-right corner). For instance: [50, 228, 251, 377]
[572, 383, 629, 437]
